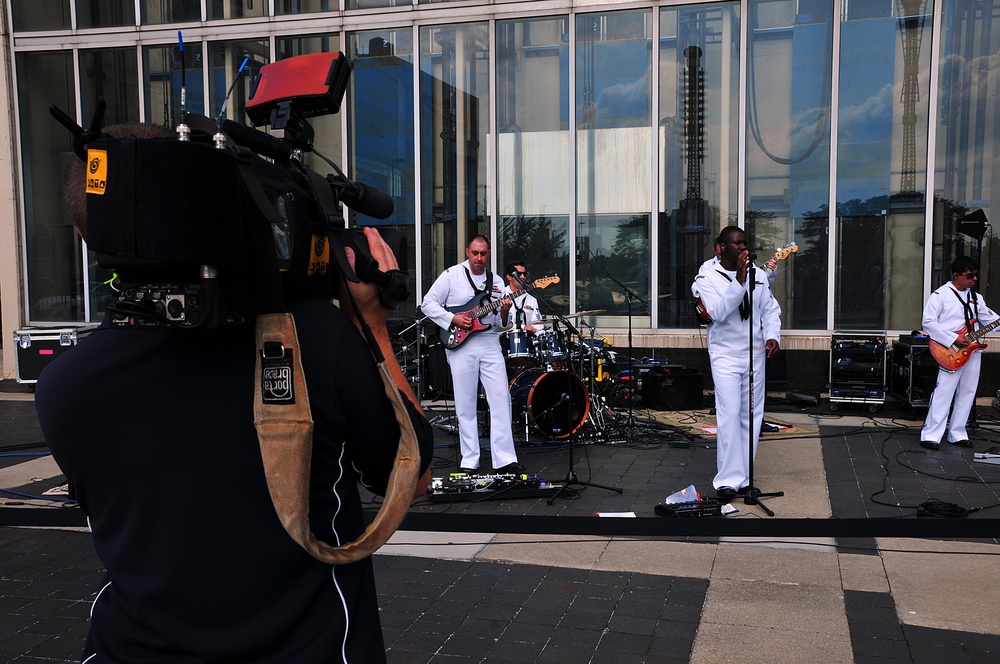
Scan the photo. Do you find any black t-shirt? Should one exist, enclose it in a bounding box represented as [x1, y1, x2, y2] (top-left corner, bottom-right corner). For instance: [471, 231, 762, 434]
[35, 299, 432, 663]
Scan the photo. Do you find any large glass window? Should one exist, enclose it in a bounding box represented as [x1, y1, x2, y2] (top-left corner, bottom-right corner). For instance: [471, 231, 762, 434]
[746, 0, 834, 330]
[76, 1, 135, 28]
[17, 52, 79, 322]
[933, 0, 1000, 297]
[419, 23, 491, 295]
[143, 41, 206, 128]
[348, 30, 417, 312]
[11, 1, 71, 31]
[835, 0, 931, 330]
[277, 1, 335, 14]
[141, 0, 201, 24]
[576, 10, 652, 325]
[497, 16, 572, 318]
[208, 0, 266, 21]
[207, 38, 270, 125]
[657, 3, 741, 328]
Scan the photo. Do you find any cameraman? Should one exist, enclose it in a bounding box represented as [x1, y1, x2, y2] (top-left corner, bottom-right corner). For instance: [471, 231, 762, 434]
[35, 123, 433, 663]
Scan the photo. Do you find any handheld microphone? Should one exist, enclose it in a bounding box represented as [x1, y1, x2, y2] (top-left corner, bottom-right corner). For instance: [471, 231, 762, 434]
[748, 252, 758, 260]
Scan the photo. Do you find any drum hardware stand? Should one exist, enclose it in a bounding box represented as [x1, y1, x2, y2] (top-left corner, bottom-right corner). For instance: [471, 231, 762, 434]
[397, 315, 431, 399]
[576, 246, 646, 439]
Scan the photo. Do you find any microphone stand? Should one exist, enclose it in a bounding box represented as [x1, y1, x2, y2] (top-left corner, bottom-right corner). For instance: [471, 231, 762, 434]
[511, 271, 622, 502]
[743, 257, 783, 516]
[576, 248, 646, 438]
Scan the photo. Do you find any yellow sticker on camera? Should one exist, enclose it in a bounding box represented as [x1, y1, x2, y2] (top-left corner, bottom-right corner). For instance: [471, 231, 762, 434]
[308, 233, 330, 277]
[85, 149, 108, 195]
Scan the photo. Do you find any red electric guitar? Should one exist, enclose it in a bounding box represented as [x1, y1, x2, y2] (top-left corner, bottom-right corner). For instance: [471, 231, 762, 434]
[928, 318, 1000, 372]
[440, 275, 560, 349]
[693, 242, 798, 325]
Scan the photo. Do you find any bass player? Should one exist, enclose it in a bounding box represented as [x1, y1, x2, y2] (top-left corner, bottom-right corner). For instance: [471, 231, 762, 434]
[420, 235, 524, 474]
[920, 256, 999, 450]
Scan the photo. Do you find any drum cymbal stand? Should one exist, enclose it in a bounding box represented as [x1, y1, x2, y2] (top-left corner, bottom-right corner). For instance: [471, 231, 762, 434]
[396, 316, 429, 399]
[577, 322, 610, 437]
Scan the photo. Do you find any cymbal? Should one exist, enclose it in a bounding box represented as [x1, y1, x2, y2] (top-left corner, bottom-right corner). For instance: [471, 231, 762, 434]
[549, 309, 606, 320]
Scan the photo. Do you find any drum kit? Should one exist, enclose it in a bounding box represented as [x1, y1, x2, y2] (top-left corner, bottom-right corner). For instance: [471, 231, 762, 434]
[393, 309, 626, 443]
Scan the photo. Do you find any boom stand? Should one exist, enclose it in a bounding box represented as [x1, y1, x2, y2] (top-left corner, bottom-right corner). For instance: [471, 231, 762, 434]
[744, 260, 783, 516]
[548, 426, 623, 504]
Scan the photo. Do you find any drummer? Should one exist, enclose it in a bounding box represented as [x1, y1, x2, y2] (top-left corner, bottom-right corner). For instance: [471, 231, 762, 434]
[501, 260, 544, 333]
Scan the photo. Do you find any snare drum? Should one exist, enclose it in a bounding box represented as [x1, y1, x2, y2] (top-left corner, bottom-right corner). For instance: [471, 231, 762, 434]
[509, 368, 589, 439]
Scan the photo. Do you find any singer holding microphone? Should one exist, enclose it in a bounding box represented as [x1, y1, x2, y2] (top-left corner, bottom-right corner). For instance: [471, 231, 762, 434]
[691, 226, 781, 500]
[421, 235, 524, 474]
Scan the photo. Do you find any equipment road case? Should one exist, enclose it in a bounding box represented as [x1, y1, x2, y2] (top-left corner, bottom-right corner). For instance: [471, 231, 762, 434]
[13, 326, 95, 384]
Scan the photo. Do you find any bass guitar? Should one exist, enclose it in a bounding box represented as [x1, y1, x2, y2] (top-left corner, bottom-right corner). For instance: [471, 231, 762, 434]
[440, 275, 560, 349]
[928, 317, 1000, 372]
[693, 242, 798, 325]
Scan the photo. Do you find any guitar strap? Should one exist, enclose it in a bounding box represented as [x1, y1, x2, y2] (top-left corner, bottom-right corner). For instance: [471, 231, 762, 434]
[950, 287, 978, 334]
[463, 266, 494, 298]
[715, 269, 751, 321]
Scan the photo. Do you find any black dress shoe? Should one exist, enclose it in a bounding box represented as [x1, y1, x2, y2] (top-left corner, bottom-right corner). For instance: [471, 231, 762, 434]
[716, 486, 738, 499]
[496, 462, 525, 474]
[920, 440, 940, 450]
[458, 467, 478, 474]
[949, 439, 973, 448]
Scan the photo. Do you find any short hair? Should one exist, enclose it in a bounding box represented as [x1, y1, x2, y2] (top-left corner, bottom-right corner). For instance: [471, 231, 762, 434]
[951, 256, 979, 276]
[468, 234, 490, 249]
[717, 225, 744, 244]
[504, 260, 525, 275]
[62, 122, 173, 238]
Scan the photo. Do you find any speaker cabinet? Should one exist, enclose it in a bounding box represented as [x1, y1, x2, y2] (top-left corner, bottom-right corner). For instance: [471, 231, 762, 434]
[640, 366, 704, 410]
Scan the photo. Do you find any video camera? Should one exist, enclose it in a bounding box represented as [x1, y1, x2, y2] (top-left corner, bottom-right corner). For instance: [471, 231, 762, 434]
[52, 50, 409, 329]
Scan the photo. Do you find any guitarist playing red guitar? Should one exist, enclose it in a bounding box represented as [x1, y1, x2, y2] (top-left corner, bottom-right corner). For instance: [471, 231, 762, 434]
[920, 257, 1000, 450]
[419, 235, 524, 474]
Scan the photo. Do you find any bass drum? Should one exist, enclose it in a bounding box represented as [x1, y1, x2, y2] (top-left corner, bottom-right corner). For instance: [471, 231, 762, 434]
[509, 368, 589, 439]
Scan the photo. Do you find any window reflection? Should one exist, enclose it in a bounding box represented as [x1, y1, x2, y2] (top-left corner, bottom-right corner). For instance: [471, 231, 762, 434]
[76, 1, 135, 28]
[141, 0, 200, 24]
[143, 42, 205, 128]
[349, 31, 417, 314]
[576, 10, 652, 323]
[835, 0, 930, 330]
[419, 24, 491, 292]
[11, 1, 70, 31]
[497, 17, 572, 316]
[658, 3, 740, 328]
[746, 0, 834, 330]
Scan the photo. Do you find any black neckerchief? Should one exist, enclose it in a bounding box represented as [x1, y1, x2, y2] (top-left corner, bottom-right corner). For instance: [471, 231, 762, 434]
[950, 286, 979, 334]
[715, 269, 750, 321]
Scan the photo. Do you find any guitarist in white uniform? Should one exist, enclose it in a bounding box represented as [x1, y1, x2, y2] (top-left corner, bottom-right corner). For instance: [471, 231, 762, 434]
[421, 235, 523, 473]
[920, 256, 999, 450]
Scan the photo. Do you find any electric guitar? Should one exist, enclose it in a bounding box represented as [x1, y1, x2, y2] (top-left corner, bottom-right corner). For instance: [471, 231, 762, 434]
[693, 242, 798, 325]
[928, 318, 1000, 372]
[440, 275, 560, 349]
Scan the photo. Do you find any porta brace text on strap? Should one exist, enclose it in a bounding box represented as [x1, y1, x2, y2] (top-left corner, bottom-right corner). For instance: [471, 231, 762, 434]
[253, 313, 420, 565]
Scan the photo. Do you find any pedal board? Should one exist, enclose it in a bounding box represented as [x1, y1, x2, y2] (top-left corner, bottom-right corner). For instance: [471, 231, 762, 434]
[428, 473, 562, 502]
[973, 446, 1000, 465]
[654, 500, 724, 518]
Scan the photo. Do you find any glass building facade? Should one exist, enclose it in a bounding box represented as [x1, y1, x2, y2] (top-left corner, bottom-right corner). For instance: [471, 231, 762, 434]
[3, 0, 999, 377]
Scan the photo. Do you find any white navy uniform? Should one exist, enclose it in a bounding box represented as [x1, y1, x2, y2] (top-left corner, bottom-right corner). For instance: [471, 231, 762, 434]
[421, 261, 518, 470]
[920, 283, 999, 444]
[692, 265, 781, 490]
[691, 256, 775, 297]
[501, 287, 543, 330]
